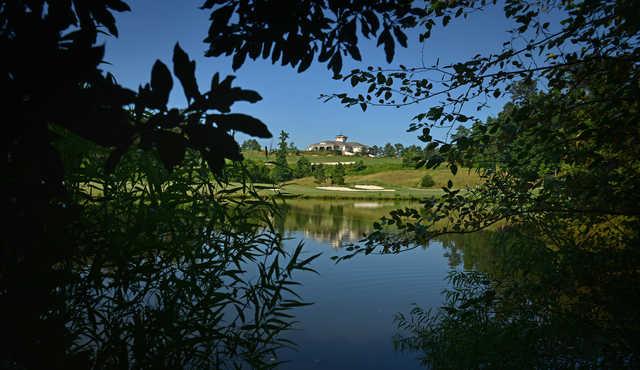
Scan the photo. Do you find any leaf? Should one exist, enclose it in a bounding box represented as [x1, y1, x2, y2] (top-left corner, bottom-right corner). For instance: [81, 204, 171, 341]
[393, 27, 408, 48]
[363, 10, 380, 34]
[377, 28, 395, 63]
[211, 4, 234, 27]
[186, 125, 242, 170]
[156, 131, 187, 170]
[207, 114, 272, 138]
[297, 53, 313, 72]
[150, 60, 173, 109]
[328, 51, 342, 75]
[207, 74, 262, 112]
[450, 163, 458, 175]
[106, 0, 131, 12]
[347, 45, 362, 61]
[172, 43, 201, 103]
[93, 7, 119, 36]
[232, 49, 247, 70]
[342, 19, 357, 44]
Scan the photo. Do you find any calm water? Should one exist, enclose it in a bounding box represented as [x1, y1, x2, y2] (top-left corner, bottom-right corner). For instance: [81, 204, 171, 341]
[276, 200, 474, 369]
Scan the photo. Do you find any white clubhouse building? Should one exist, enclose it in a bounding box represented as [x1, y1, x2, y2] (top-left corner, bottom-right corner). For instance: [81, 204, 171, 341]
[306, 135, 368, 156]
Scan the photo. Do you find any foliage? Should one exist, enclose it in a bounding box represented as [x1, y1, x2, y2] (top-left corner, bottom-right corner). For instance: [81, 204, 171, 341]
[224, 158, 272, 183]
[202, 0, 420, 74]
[294, 156, 313, 178]
[331, 0, 640, 264]
[4, 128, 320, 369]
[369, 145, 382, 157]
[352, 160, 367, 172]
[306, 1, 640, 365]
[5, 0, 413, 366]
[271, 130, 293, 182]
[330, 163, 346, 185]
[241, 138, 262, 151]
[395, 226, 640, 369]
[383, 143, 396, 157]
[3, 1, 286, 367]
[401, 145, 424, 168]
[394, 143, 405, 157]
[419, 174, 435, 188]
[7, 0, 640, 367]
[313, 164, 327, 184]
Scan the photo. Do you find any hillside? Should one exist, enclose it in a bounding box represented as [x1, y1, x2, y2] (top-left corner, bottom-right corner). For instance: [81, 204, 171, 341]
[241, 150, 483, 199]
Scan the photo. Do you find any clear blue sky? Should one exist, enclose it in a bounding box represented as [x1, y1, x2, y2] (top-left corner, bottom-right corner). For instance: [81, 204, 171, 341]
[102, 0, 516, 149]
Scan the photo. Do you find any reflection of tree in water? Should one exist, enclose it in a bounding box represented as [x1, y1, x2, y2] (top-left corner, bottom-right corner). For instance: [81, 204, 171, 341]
[395, 226, 640, 369]
[438, 232, 493, 269]
[282, 201, 416, 248]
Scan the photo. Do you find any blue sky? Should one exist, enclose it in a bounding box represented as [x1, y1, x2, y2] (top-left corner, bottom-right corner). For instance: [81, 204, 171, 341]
[102, 0, 517, 149]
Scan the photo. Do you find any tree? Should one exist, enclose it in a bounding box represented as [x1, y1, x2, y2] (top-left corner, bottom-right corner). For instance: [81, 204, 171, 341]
[383, 142, 396, 157]
[394, 143, 405, 157]
[7, 1, 412, 367]
[271, 130, 293, 182]
[313, 164, 327, 184]
[201, 1, 640, 367]
[241, 138, 262, 151]
[317, 1, 640, 366]
[294, 156, 313, 178]
[8, 0, 640, 367]
[202, 1, 417, 74]
[327, 0, 640, 254]
[369, 145, 381, 157]
[402, 145, 423, 168]
[3, 2, 285, 367]
[330, 163, 346, 185]
[396, 225, 640, 369]
[450, 125, 470, 142]
[352, 159, 367, 172]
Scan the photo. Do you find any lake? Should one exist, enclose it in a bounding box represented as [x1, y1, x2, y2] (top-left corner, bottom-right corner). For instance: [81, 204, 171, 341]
[275, 199, 479, 369]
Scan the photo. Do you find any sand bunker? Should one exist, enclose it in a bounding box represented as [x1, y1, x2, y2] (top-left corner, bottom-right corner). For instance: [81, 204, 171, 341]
[354, 184, 385, 190]
[310, 161, 356, 165]
[316, 186, 395, 192]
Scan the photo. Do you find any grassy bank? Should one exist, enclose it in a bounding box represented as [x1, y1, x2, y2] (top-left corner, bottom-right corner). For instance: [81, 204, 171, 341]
[242, 150, 483, 200]
[81, 152, 483, 201]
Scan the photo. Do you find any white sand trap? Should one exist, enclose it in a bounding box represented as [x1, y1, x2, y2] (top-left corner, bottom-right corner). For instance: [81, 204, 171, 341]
[310, 161, 356, 165]
[316, 186, 358, 191]
[316, 186, 395, 192]
[354, 184, 385, 190]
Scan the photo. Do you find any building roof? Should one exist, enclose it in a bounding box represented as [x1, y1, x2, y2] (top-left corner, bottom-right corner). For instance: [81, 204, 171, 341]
[308, 141, 367, 147]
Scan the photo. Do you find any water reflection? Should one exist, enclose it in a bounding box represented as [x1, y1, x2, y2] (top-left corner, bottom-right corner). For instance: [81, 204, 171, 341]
[275, 199, 461, 370]
[396, 226, 640, 368]
[279, 200, 417, 248]
[278, 200, 640, 369]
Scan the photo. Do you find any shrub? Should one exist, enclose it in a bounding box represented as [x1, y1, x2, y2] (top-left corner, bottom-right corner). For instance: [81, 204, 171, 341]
[331, 163, 346, 185]
[313, 164, 326, 184]
[352, 160, 366, 172]
[294, 157, 312, 178]
[420, 173, 436, 188]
